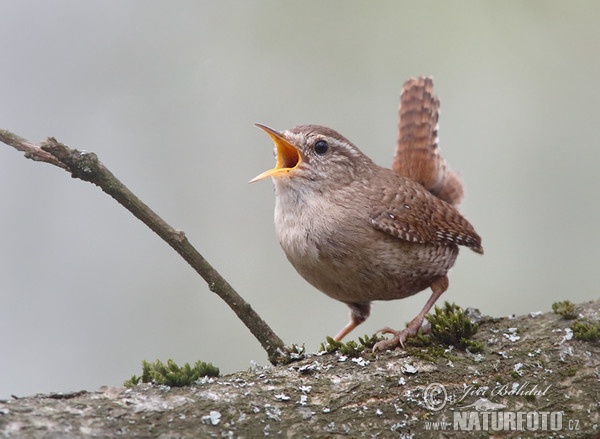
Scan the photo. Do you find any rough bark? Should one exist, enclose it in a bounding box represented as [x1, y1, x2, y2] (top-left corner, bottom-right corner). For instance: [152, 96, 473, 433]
[2, 300, 599, 438]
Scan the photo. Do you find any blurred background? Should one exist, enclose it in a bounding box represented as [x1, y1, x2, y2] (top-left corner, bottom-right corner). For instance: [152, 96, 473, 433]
[1, 1, 599, 399]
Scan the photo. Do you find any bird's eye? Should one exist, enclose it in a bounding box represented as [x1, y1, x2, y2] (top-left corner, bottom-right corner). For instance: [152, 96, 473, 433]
[314, 139, 329, 155]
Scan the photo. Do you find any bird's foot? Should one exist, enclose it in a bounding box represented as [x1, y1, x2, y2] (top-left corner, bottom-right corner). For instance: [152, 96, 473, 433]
[373, 319, 426, 351]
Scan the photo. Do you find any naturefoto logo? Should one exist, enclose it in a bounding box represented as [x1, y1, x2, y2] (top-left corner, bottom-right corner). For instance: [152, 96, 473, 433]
[422, 382, 581, 433]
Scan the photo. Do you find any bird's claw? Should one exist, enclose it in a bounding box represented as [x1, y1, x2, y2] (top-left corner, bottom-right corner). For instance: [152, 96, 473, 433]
[373, 323, 423, 351]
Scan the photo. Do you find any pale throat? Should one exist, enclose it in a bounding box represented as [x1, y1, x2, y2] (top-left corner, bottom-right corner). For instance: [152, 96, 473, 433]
[272, 177, 328, 262]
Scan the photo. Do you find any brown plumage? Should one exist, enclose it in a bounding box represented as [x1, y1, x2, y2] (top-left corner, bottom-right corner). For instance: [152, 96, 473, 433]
[394, 77, 464, 207]
[251, 77, 482, 350]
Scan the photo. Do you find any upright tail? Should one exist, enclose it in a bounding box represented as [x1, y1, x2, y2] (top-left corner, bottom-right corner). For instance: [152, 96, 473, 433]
[392, 77, 464, 207]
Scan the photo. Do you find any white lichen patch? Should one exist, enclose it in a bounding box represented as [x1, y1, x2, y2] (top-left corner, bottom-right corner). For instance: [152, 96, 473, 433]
[264, 404, 281, 421]
[466, 351, 484, 362]
[401, 363, 417, 375]
[527, 348, 542, 358]
[513, 362, 524, 376]
[560, 346, 575, 362]
[297, 361, 321, 374]
[122, 391, 193, 413]
[351, 357, 369, 367]
[503, 327, 520, 342]
[561, 327, 574, 344]
[201, 410, 221, 425]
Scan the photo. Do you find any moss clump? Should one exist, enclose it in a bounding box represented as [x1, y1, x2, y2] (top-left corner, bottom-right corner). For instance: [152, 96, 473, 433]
[426, 302, 482, 352]
[319, 334, 385, 357]
[564, 366, 577, 377]
[404, 329, 433, 348]
[124, 359, 219, 387]
[404, 343, 453, 363]
[275, 344, 306, 365]
[572, 320, 600, 343]
[320, 337, 362, 357]
[318, 303, 482, 357]
[403, 329, 455, 362]
[552, 300, 578, 320]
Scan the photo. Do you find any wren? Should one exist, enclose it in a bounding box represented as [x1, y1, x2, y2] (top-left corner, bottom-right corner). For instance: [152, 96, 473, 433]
[251, 77, 482, 350]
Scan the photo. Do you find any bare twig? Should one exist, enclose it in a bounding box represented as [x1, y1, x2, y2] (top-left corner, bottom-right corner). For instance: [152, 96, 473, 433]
[0, 130, 285, 363]
[0, 129, 67, 169]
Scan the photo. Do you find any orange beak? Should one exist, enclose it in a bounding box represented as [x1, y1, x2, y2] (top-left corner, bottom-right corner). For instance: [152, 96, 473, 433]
[250, 124, 302, 183]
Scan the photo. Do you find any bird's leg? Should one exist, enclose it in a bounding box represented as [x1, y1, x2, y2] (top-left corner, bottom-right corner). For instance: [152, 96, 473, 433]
[373, 275, 449, 351]
[333, 302, 371, 341]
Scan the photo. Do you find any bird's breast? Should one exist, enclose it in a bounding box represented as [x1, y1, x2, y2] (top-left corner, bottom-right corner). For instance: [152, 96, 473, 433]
[271, 180, 459, 303]
[273, 187, 326, 264]
[272, 185, 378, 301]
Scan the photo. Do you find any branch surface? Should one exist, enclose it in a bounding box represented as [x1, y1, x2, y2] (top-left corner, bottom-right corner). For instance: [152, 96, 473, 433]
[0, 130, 285, 362]
[2, 301, 599, 438]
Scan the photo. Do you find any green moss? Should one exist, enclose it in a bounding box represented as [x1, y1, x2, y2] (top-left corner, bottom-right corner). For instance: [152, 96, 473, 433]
[463, 339, 484, 353]
[318, 303, 480, 358]
[552, 300, 578, 320]
[124, 359, 219, 387]
[319, 334, 385, 357]
[358, 333, 386, 349]
[572, 320, 600, 342]
[565, 366, 577, 377]
[426, 302, 481, 351]
[557, 366, 578, 379]
[338, 340, 363, 357]
[525, 394, 536, 402]
[404, 330, 433, 348]
[319, 336, 363, 357]
[404, 344, 452, 363]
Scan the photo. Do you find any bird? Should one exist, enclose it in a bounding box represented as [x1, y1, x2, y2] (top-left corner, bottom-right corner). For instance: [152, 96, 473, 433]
[250, 77, 482, 350]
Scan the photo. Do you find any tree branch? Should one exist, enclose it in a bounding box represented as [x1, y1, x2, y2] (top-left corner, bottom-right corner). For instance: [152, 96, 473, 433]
[2, 301, 599, 437]
[0, 129, 66, 169]
[0, 130, 285, 362]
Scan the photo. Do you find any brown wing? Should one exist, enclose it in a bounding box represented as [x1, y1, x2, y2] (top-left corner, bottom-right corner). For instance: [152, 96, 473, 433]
[393, 77, 464, 207]
[369, 178, 483, 254]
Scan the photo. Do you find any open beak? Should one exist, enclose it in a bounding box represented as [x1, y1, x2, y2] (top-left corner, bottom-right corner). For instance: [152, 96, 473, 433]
[249, 124, 302, 183]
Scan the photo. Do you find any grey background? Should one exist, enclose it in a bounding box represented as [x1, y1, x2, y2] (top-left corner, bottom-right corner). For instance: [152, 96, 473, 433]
[1, 1, 598, 398]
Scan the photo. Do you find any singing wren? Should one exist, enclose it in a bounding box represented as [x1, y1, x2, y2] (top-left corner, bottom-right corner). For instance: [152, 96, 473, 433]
[251, 77, 482, 350]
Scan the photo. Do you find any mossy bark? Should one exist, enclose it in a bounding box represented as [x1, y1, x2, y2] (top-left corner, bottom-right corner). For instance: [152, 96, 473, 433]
[1, 300, 599, 438]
